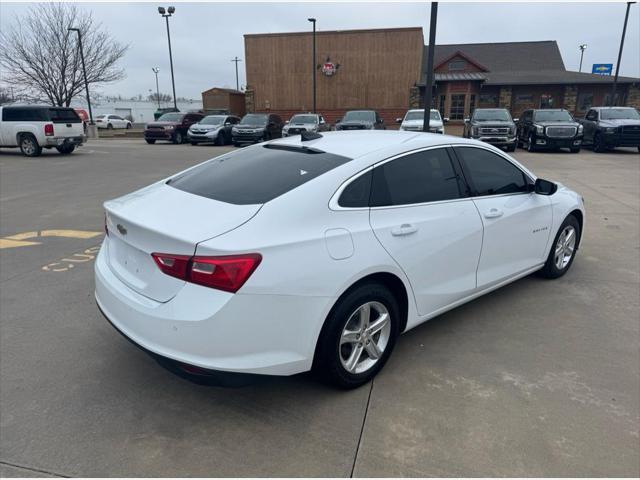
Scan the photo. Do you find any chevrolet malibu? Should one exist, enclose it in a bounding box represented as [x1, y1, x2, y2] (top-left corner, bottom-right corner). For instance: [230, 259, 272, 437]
[95, 131, 585, 388]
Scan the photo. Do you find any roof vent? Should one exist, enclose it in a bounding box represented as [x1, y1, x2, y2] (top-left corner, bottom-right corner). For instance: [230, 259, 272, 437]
[300, 131, 323, 142]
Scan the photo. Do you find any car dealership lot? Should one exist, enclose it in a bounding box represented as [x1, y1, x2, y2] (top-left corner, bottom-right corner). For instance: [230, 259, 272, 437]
[0, 140, 638, 477]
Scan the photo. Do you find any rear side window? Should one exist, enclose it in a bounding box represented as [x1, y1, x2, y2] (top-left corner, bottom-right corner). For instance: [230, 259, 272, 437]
[2, 108, 48, 121]
[338, 171, 372, 208]
[49, 108, 81, 123]
[168, 145, 351, 205]
[456, 147, 528, 196]
[370, 148, 463, 207]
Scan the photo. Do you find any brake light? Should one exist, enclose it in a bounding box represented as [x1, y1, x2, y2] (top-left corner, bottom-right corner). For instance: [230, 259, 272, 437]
[151, 253, 191, 280]
[151, 253, 261, 293]
[44, 124, 54, 136]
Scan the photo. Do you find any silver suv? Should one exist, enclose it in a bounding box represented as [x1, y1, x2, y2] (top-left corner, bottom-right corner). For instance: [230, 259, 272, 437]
[282, 113, 329, 137]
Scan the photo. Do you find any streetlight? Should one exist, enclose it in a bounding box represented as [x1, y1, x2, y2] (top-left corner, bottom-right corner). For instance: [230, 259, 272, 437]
[307, 18, 317, 113]
[68, 27, 94, 125]
[152, 67, 161, 108]
[158, 6, 177, 110]
[423, 3, 438, 132]
[578, 44, 587, 72]
[610, 1, 635, 106]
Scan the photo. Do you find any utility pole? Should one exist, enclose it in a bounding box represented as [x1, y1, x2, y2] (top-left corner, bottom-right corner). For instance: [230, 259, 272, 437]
[231, 57, 242, 91]
[423, 3, 438, 132]
[158, 6, 178, 110]
[578, 44, 587, 72]
[610, 2, 635, 106]
[308, 18, 317, 113]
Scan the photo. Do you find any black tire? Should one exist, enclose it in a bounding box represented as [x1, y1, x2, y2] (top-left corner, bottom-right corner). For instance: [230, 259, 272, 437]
[173, 131, 184, 144]
[314, 282, 400, 389]
[637, 146, 640, 153]
[593, 133, 605, 153]
[506, 145, 516, 152]
[145, 139, 156, 144]
[215, 131, 225, 146]
[190, 141, 197, 146]
[107, 123, 113, 130]
[540, 215, 580, 279]
[527, 133, 536, 152]
[570, 147, 581, 153]
[56, 144, 75, 155]
[233, 141, 240, 147]
[19, 134, 42, 157]
[126, 123, 132, 129]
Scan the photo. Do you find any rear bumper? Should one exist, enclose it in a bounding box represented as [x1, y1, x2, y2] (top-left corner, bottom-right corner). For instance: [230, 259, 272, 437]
[45, 136, 84, 147]
[94, 241, 329, 376]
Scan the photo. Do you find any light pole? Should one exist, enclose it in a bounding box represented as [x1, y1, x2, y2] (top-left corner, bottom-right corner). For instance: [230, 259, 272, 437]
[308, 18, 317, 113]
[423, 3, 438, 132]
[609, 1, 635, 106]
[158, 6, 178, 110]
[152, 67, 161, 108]
[578, 44, 587, 72]
[68, 27, 94, 125]
[231, 57, 242, 91]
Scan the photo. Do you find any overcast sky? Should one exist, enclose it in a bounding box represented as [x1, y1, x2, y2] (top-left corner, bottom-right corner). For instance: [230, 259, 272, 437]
[1, 2, 638, 99]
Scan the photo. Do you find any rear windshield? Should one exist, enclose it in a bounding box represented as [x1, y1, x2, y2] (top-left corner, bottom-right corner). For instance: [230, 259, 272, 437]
[168, 145, 351, 205]
[49, 108, 82, 123]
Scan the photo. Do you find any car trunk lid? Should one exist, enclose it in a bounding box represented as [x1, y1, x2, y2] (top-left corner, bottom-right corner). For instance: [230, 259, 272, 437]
[104, 182, 261, 302]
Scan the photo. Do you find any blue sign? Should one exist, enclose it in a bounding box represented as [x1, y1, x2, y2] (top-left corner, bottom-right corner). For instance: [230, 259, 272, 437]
[592, 64, 613, 75]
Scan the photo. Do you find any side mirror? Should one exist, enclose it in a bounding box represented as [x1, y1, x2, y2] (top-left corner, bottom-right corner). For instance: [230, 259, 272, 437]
[320, 119, 326, 124]
[443, 117, 449, 124]
[464, 118, 470, 123]
[224, 122, 231, 126]
[513, 118, 519, 123]
[534, 178, 557, 196]
[396, 117, 403, 124]
[285, 120, 290, 124]
[336, 119, 342, 124]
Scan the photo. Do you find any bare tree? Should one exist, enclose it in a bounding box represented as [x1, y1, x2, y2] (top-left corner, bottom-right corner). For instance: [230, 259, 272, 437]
[148, 92, 172, 103]
[0, 3, 128, 107]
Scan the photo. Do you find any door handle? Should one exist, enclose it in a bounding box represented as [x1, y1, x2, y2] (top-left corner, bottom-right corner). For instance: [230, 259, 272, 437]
[391, 224, 418, 236]
[484, 208, 504, 219]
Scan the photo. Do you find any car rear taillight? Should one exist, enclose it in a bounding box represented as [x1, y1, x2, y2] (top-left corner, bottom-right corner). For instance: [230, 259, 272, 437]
[44, 124, 54, 136]
[151, 253, 261, 293]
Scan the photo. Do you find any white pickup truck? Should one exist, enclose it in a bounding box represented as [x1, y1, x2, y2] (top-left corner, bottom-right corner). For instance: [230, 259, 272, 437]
[0, 105, 86, 157]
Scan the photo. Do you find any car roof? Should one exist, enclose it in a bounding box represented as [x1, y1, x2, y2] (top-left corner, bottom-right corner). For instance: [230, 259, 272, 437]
[267, 130, 477, 159]
[592, 106, 635, 110]
[407, 109, 439, 112]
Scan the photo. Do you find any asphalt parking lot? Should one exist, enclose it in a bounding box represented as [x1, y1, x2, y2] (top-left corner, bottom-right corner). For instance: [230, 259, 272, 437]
[1, 139, 638, 477]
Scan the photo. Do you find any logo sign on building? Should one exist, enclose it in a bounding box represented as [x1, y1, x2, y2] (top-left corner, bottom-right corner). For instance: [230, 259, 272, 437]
[318, 56, 340, 77]
[592, 64, 613, 76]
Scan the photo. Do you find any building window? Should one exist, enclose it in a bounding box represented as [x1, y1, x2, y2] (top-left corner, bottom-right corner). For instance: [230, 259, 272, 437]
[448, 60, 466, 71]
[479, 94, 498, 105]
[540, 94, 554, 108]
[469, 94, 476, 116]
[515, 94, 533, 103]
[449, 94, 465, 120]
[604, 93, 623, 106]
[577, 93, 594, 111]
[439, 95, 446, 118]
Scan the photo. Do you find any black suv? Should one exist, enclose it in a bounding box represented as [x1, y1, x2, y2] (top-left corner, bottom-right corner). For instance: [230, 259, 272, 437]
[232, 113, 283, 146]
[463, 108, 517, 151]
[578, 107, 640, 152]
[335, 110, 385, 130]
[516, 109, 583, 153]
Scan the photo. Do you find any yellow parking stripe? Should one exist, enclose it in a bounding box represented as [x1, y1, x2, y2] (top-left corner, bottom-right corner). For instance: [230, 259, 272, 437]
[39, 230, 101, 239]
[4, 231, 39, 241]
[0, 238, 41, 249]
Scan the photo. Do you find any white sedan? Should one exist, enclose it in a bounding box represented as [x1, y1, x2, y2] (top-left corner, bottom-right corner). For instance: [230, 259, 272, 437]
[95, 131, 585, 388]
[95, 114, 132, 130]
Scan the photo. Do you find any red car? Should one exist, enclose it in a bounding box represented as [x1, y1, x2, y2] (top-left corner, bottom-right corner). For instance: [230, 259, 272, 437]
[144, 112, 204, 144]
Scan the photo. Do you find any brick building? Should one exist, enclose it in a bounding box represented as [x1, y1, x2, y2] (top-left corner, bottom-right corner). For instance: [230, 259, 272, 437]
[243, 27, 640, 124]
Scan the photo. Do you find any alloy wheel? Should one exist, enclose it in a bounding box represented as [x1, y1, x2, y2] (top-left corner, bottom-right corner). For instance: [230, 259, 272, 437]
[21, 138, 36, 155]
[339, 301, 391, 374]
[554, 225, 576, 270]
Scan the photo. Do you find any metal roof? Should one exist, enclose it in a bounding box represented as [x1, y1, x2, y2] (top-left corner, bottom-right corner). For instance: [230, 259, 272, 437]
[434, 72, 487, 81]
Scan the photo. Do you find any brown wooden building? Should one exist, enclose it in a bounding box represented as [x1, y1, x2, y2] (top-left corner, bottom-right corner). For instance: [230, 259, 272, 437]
[243, 27, 640, 125]
[201, 87, 246, 116]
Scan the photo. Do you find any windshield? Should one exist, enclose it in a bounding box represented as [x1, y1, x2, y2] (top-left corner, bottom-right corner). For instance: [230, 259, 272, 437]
[290, 115, 318, 124]
[473, 109, 512, 122]
[600, 108, 640, 120]
[343, 111, 375, 122]
[240, 114, 268, 125]
[404, 110, 441, 121]
[200, 116, 225, 125]
[158, 113, 184, 122]
[168, 146, 351, 205]
[534, 110, 573, 122]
